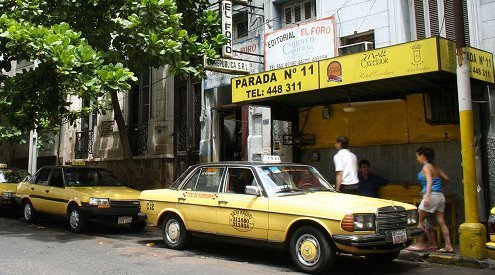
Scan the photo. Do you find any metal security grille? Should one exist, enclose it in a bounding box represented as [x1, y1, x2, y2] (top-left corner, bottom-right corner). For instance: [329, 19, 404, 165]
[110, 200, 140, 208]
[127, 123, 148, 156]
[75, 130, 94, 159]
[376, 206, 407, 234]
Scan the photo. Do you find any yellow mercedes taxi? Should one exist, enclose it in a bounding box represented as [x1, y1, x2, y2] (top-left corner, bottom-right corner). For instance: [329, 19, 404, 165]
[140, 158, 422, 274]
[15, 163, 146, 232]
[0, 164, 30, 214]
[487, 207, 495, 260]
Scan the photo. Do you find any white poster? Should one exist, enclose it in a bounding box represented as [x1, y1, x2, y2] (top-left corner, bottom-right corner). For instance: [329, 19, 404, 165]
[264, 17, 337, 71]
[205, 36, 263, 90]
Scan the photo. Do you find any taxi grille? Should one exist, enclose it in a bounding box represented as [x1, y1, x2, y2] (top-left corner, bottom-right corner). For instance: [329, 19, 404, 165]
[376, 206, 407, 234]
[110, 200, 140, 208]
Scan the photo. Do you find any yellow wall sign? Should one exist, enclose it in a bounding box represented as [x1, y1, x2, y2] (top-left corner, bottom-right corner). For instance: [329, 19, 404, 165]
[319, 38, 439, 88]
[231, 62, 319, 103]
[439, 38, 495, 83]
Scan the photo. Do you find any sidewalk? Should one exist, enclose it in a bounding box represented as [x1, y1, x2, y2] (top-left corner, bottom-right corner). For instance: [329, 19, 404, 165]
[398, 245, 495, 269]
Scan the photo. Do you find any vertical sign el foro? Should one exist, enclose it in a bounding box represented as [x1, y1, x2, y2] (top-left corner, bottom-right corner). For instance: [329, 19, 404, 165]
[222, 0, 233, 58]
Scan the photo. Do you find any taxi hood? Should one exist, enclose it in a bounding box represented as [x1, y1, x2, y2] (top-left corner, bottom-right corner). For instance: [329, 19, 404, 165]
[270, 191, 416, 218]
[68, 186, 141, 200]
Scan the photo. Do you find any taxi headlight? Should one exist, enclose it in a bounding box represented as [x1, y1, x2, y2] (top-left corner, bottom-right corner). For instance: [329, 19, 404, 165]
[407, 210, 419, 225]
[1, 192, 15, 198]
[353, 213, 375, 231]
[89, 198, 110, 207]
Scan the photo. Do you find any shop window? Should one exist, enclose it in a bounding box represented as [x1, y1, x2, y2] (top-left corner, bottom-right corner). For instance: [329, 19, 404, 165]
[339, 31, 375, 56]
[282, 0, 316, 27]
[413, 0, 469, 45]
[424, 90, 459, 125]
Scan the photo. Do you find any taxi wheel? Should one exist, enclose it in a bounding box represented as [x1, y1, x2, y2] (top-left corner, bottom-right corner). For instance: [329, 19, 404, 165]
[289, 226, 335, 274]
[365, 251, 400, 263]
[162, 215, 188, 250]
[68, 207, 86, 233]
[23, 200, 36, 223]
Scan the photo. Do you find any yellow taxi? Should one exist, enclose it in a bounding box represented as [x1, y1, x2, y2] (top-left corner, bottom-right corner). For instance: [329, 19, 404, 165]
[140, 158, 422, 274]
[487, 207, 495, 260]
[15, 163, 146, 232]
[0, 164, 30, 213]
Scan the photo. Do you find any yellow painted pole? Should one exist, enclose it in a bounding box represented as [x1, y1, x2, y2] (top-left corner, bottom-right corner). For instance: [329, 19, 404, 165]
[454, 0, 486, 259]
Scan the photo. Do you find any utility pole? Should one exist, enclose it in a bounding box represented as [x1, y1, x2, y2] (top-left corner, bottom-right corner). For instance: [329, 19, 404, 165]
[27, 130, 38, 175]
[454, 0, 487, 259]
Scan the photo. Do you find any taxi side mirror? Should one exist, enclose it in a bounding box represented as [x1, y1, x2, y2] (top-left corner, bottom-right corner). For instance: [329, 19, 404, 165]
[245, 185, 261, 196]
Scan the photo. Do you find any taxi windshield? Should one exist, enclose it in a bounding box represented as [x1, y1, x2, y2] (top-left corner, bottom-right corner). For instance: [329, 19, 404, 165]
[258, 165, 334, 195]
[64, 168, 122, 187]
[0, 169, 30, 183]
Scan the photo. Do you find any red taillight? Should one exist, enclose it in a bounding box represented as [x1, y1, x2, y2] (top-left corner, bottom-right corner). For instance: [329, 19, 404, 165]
[488, 215, 495, 233]
[341, 214, 354, 232]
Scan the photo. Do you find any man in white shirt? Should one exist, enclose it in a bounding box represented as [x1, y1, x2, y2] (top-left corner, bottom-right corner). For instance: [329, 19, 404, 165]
[333, 136, 359, 194]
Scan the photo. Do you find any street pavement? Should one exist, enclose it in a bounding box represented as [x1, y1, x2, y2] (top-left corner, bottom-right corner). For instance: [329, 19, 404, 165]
[0, 215, 492, 275]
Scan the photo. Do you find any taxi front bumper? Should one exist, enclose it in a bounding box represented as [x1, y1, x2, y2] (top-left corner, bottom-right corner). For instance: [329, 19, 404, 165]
[79, 205, 146, 223]
[332, 228, 424, 250]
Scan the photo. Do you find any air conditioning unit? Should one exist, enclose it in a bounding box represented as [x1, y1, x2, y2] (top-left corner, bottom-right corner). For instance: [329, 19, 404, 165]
[338, 41, 374, 56]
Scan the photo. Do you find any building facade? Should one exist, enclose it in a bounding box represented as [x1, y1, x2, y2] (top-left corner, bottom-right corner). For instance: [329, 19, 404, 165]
[201, 0, 495, 226]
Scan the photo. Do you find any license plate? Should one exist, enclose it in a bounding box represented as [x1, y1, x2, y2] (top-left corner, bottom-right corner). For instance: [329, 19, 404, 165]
[391, 229, 407, 244]
[118, 216, 132, 224]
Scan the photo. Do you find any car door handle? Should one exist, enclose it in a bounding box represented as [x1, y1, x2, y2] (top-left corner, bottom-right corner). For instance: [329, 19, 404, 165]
[178, 197, 186, 202]
[45, 190, 49, 193]
[31, 187, 34, 191]
[218, 200, 228, 205]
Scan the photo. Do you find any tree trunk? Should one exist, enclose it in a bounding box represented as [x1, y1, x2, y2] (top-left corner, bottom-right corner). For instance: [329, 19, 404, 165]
[110, 90, 133, 159]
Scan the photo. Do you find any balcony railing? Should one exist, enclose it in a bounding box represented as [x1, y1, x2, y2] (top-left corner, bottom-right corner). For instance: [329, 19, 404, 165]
[75, 130, 94, 159]
[127, 123, 148, 156]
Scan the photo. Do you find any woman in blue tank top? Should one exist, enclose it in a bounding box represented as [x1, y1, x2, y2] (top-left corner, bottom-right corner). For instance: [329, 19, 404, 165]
[413, 146, 453, 253]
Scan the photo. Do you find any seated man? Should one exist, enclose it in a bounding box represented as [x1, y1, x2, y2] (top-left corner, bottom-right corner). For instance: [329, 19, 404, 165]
[358, 159, 388, 198]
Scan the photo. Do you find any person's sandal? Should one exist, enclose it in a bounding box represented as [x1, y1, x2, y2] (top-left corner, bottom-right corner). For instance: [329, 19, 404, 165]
[436, 248, 454, 253]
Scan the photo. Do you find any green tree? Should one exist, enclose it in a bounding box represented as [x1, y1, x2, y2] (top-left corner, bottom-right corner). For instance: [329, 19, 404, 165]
[0, 0, 224, 159]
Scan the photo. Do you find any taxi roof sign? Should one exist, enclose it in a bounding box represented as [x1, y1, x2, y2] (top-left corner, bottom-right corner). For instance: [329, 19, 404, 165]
[71, 161, 86, 166]
[262, 155, 281, 163]
[0, 163, 7, 168]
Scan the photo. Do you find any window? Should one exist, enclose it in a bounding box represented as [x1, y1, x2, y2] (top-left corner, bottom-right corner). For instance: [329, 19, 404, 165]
[339, 31, 375, 55]
[282, 0, 316, 27]
[182, 167, 225, 192]
[233, 11, 248, 39]
[413, 0, 469, 45]
[424, 90, 459, 125]
[225, 168, 256, 194]
[49, 169, 64, 188]
[35, 169, 50, 186]
[140, 70, 151, 123]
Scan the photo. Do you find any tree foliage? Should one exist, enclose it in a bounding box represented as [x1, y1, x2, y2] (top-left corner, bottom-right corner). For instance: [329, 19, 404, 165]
[0, 0, 224, 152]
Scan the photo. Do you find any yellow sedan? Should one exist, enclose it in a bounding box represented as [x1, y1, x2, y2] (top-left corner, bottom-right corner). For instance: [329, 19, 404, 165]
[0, 164, 30, 214]
[140, 160, 422, 273]
[487, 207, 495, 260]
[16, 165, 146, 232]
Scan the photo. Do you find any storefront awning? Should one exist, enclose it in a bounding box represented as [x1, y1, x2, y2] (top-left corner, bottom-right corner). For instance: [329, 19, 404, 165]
[231, 37, 494, 107]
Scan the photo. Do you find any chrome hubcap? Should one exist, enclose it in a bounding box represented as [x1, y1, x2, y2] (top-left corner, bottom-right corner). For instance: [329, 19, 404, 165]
[165, 219, 181, 244]
[24, 203, 32, 220]
[69, 210, 80, 229]
[296, 234, 321, 267]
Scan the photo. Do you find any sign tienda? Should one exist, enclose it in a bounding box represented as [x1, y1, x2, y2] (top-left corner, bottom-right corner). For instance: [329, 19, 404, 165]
[264, 17, 337, 71]
[221, 0, 233, 58]
[204, 56, 250, 75]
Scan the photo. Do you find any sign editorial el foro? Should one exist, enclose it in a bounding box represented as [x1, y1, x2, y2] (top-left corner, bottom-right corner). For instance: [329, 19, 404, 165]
[232, 37, 494, 103]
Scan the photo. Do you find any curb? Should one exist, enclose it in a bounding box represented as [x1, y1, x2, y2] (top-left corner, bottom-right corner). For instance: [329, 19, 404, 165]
[399, 249, 495, 269]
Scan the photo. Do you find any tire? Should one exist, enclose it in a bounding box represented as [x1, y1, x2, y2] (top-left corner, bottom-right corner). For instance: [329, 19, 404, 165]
[68, 206, 86, 233]
[23, 200, 36, 223]
[289, 226, 335, 274]
[365, 251, 400, 263]
[129, 221, 147, 232]
[162, 214, 188, 250]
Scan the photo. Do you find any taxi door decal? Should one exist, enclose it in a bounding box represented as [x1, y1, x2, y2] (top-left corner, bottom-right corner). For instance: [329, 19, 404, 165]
[230, 209, 255, 232]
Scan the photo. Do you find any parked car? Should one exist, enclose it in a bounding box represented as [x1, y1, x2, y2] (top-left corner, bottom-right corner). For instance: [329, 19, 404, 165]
[487, 206, 495, 260]
[139, 158, 422, 274]
[0, 164, 30, 214]
[15, 163, 146, 232]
